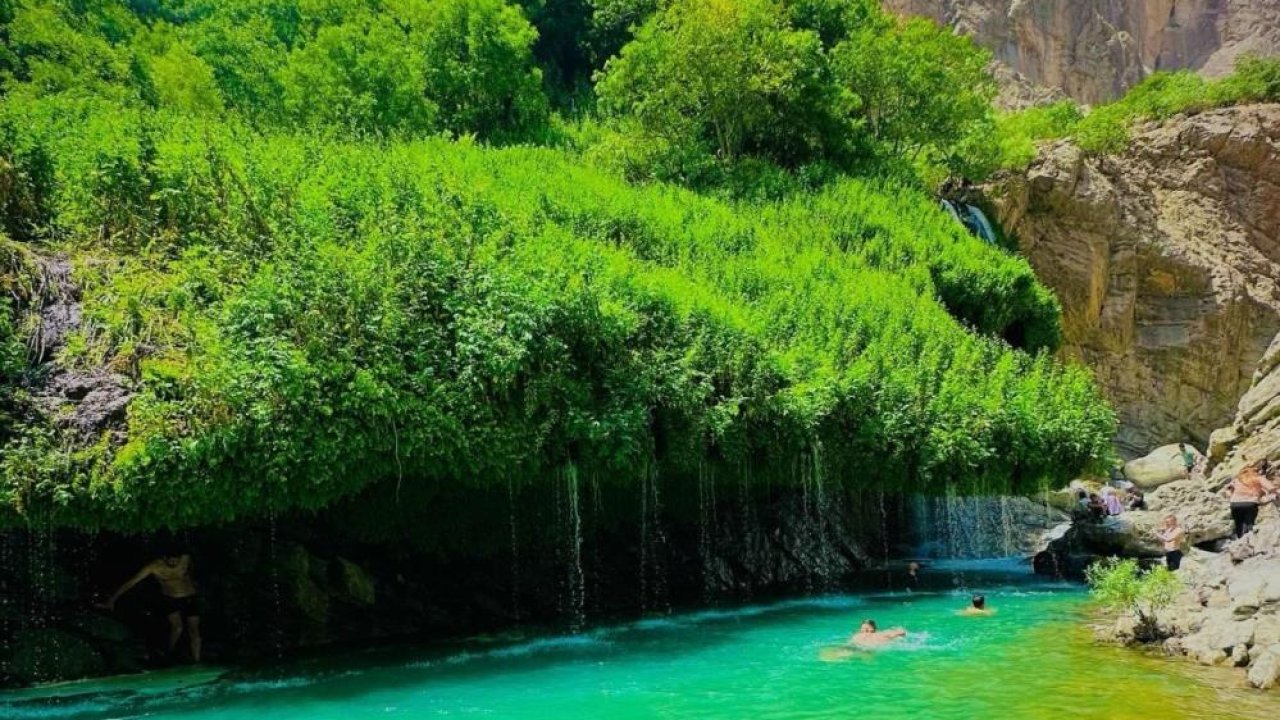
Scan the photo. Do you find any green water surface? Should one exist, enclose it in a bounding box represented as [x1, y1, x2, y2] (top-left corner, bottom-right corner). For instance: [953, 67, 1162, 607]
[4, 560, 1274, 720]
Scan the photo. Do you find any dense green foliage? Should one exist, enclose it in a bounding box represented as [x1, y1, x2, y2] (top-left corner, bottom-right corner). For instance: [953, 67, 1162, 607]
[593, 0, 995, 185]
[0, 0, 1118, 531]
[993, 55, 1280, 168]
[2, 0, 549, 141]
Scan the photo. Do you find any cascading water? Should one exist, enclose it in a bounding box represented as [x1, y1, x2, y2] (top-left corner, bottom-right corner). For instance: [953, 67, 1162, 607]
[696, 460, 715, 603]
[638, 459, 669, 615]
[909, 492, 1023, 559]
[563, 464, 586, 632]
[939, 199, 998, 245]
[507, 475, 521, 620]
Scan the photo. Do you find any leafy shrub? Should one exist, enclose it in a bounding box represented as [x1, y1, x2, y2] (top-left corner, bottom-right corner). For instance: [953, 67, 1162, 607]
[1087, 557, 1182, 642]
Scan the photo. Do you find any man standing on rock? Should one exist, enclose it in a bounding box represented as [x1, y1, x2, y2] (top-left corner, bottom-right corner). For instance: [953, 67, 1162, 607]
[98, 549, 202, 662]
[1178, 443, 1197, 480]
[1157, 515, 1186, 571]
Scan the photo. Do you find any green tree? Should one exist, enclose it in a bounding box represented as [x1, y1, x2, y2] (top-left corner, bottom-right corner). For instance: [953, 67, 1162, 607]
[393, 0, 548, 139]
[595, 0, 839, 170]
[280, 15, 433, 135]
[832, 17, 995, 161]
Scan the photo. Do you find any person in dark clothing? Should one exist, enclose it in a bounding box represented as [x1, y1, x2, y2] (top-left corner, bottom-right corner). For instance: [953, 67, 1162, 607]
[1221, 462, 1276, 538]
[99, 551, 202, 662]
[1127, 489, 1146, 511]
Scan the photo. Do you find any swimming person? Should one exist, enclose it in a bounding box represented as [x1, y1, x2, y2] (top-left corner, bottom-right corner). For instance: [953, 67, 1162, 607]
[99, 549, 202, 662]
[848, 619, 907, 648]
[958, 594, 993, 616]
[1220, 462, 1277, 538]
[1156, 515, 1185, 571]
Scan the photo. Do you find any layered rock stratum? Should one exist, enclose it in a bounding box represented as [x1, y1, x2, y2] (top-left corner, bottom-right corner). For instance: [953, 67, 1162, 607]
[999, 104, 1280, 690]
[987, 104, 1280, 456]
[885, 0, 1280, 107]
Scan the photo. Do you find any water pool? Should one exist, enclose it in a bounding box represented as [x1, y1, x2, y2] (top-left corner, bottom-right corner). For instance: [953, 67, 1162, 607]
[4, 561, 1274, 720]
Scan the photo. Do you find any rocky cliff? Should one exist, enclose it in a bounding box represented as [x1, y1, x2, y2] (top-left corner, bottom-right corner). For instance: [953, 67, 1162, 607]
[885, 0, 1280, 107]
[986, 104, 1280, 456]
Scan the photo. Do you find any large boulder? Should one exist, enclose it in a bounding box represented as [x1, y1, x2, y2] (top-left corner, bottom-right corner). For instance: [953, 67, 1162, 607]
[333, 557, 376, 607]
[1124, 444, 1202, 489]
[1248, 644, 1280, 689]
[4, 628, 105, 685]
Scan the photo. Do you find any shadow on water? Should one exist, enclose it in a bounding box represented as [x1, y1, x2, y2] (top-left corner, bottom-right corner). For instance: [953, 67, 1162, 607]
[0, 561, 1075, 720]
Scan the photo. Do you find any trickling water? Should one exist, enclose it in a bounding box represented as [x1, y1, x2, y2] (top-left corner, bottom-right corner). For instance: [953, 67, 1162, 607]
[810, 442, 831, 588]
[563, 464, 586, 632]
[507, 475, 521, 620]
[697, 460, 714, 604]
[267, 512, 283, 660]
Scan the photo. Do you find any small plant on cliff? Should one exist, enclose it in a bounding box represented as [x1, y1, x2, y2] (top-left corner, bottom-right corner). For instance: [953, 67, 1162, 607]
[1086, 558, 1181, 643]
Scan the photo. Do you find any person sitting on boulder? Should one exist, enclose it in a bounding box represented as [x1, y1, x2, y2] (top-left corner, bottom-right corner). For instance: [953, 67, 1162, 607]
[1086, 493, 1106, 522]
[1126, 488, 1146, 511]
[1101, 487, 1124, 516]
[1220, 462, 1277, 538]
[98, 548, 202, 662]
[1156, 515, 1186, 571]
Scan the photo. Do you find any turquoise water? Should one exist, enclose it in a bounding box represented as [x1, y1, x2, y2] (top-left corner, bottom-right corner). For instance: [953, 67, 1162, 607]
[4, 561, 1275, 719]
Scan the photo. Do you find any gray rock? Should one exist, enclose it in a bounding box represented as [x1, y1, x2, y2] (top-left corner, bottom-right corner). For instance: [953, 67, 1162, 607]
[1247, 643, 1280, 689]
[1125, 444, 1202, 489]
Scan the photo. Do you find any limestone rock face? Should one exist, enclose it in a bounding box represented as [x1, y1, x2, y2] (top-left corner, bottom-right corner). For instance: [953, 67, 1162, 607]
[1207, 332, 1280, 483]
[987, 105, 1280, 456]
[883, 0, 1280, 107]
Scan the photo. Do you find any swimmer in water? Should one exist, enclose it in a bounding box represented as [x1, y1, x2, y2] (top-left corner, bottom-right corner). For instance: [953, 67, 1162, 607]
[958, 594, 994, 616]
[848, 619, 907, 648]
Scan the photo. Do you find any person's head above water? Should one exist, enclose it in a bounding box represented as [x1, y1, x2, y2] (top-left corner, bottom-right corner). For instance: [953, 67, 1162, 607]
[860, 619, 877, 633]
[971, 595, 986, 610]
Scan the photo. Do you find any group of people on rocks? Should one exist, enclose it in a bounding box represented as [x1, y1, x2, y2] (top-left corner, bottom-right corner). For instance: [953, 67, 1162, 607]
[1156, 457, 1276, 572]
[1077, 485, 1145, 522]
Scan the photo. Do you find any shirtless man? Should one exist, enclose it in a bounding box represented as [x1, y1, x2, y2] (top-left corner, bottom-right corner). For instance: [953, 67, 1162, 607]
[1156, 515, 1185, 571]
[848, 619, 907, 648]
[958, 594, 993, 616]
[99, 551, 202, 661]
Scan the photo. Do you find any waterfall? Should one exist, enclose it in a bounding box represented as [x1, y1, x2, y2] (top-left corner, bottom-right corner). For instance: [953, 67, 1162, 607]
[507, 475, 521, 620]
[697, 460, 715, 603]
[638, 459, 669, 615]
[268, 511, 283, 659]
[563, 464, 585, 632]
[910, 493, 1024, 559]
[963, 204, 998, 245]
[939, 199, 998, 245]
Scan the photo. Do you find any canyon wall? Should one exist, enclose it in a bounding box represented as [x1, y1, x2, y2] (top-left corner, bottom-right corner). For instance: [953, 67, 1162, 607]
[885, 0, 1280, 106]
[985, 104, 1280, 456]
